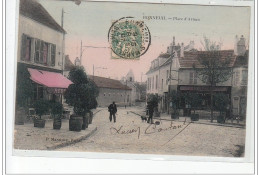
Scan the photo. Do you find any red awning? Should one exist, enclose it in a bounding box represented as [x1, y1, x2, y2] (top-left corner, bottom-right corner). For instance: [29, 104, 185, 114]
[28, 68, 73, 88]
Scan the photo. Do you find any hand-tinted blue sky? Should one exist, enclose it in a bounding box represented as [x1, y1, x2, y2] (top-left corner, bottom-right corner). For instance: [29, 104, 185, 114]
[39, 0, 251, 81]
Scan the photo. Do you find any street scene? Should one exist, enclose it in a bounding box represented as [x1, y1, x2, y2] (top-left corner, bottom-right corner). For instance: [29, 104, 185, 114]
[14, 0, 250, 158]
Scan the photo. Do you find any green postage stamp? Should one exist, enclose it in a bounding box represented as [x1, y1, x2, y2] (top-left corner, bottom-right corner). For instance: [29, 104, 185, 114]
[108, 17, 151, 60]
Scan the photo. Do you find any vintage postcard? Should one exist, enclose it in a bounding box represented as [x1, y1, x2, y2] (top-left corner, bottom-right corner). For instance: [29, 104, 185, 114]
[13, 0, 253, 160]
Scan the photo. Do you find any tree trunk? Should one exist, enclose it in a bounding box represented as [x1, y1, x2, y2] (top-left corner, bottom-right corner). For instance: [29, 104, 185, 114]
[210, 86, 213, 122]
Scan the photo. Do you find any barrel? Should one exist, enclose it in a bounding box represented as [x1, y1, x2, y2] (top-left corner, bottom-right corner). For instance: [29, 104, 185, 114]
[69, 115, 83, 132]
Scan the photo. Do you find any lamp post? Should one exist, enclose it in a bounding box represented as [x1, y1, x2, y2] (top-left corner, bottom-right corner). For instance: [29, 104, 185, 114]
[79, 40, 109, 66]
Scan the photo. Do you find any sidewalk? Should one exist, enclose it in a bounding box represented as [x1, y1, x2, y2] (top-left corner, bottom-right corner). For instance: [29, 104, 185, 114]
[14, 119, 97, 150]
[131, 110, 246, 128]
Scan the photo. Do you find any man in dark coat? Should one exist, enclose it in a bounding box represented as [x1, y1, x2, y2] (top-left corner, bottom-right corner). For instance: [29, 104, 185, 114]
[108, 101, 117, 122]
[147, 102, 154, 124]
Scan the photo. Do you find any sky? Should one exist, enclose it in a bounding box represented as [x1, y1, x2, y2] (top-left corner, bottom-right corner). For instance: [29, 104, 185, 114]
[38, 0, 251, 82]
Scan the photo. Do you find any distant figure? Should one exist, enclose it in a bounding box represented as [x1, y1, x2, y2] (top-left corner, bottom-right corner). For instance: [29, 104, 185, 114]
[147, 102, 154, 124]
[108, 101, 117, 123]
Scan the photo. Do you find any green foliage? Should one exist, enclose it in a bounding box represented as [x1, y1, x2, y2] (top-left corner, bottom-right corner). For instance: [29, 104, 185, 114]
[170, 90, 180, 109]
[147, 94, 159, 109]
[64, 67, 99, 116]
[183, 93, 202, 114]
[50, 101, 63, 118]
[214, 93, 229, 113]
[16, 64, 34, 108]
[34, 99, 50, 119]
[68, 66, 88, 85]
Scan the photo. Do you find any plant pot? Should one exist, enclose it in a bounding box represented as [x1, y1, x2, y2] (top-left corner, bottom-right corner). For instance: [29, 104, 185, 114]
[69, 114, 83, 132]
[15, 107, 26, 125]
[217, 115, 225, 124]
[34, 118, 46, 128]
[190, 114, 199, 121]
[88, 111, 93, 124]
[82, 114, 89, 130]
[53, 118, 62, 130]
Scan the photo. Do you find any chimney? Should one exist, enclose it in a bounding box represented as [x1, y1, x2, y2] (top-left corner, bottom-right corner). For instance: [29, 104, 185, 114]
[189, 41, 195, 50]
[237, 35, 246, 56]
[234, 35, 239, 55]
[172, 36, 175, 46]
[180, 43, 184, 58]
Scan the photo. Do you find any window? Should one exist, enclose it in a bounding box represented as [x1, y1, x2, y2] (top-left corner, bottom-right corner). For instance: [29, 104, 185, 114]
[34, 39, 41, 63]
[129, 77, 132, 82]
[162, 79, 164, 90]
[50, 44, 56, 66]
[156, 75, 158, 89]
[241, 70, 248, 85]
[32, 37, 56, 66]
[21, 34, 32, 61]
[189, 72, 197, 84]
[233, 71, 240, 86]
[104, 93, 106, 96]
[152, 77, 154, 89]
[166, 70, 169, 85]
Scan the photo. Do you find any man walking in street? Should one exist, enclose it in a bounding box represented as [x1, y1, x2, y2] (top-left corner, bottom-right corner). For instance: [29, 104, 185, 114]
[108, 101, 117, 123]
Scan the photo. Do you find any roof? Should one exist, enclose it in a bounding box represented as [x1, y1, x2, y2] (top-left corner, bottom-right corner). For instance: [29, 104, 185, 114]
[233, 50, 248, 67]
[20, 0, 66, 34]
[88, 75, 132, 90]
[64, 55, 75, 71]
[179, 50, 237, 68]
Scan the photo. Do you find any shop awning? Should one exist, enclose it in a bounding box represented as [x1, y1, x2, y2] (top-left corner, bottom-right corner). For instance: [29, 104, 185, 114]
[28, 68, 73, 88]
[179, 86, 228, 92]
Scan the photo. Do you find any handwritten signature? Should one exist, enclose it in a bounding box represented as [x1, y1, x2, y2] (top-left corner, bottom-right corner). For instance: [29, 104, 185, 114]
[110, 119, 188, 140]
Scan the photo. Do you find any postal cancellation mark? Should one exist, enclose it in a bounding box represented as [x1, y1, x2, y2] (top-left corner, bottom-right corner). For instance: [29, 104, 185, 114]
[108, 17, 151, 59]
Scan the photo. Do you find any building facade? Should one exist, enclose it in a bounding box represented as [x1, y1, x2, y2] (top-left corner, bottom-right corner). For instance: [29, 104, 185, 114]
[89, 75, 132, 107]
[17, 0, 71, 104]
[146, 36, 248, 118]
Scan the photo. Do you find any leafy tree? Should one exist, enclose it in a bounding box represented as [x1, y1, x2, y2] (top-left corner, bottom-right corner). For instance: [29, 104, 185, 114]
[183, 92, 202, 114]
[214, 93, 229, 116]
[147, 94, 159, 108]
[193, 37, 232, 122]
[16, 64, 34, 108]
[170, 90, 180, 115]
[34, 99, 50, 119]
[64, 66, 99, 116]
[51, 101, 63, 119]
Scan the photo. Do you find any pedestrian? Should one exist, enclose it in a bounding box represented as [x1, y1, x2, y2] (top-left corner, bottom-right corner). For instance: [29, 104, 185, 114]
[108, 101, 117, 123]
[147, 102, 154, 124]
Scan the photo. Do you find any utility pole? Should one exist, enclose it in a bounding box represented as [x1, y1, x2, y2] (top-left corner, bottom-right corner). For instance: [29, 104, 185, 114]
[80, 40, 82, 65]
[61, 8, 65, 74]
[125, 79, 128, 108]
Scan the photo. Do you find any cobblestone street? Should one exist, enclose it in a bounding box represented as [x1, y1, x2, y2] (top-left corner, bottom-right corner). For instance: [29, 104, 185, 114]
[58, 107, 246, 157]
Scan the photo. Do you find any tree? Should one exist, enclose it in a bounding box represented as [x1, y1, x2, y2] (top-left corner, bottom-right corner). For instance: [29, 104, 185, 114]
[64, 66, 99, 116]
[194, 37, 232, 122]
[183, 92, 202, 114]
[214, 93, 230, 121]
[169, 90, 180, 115]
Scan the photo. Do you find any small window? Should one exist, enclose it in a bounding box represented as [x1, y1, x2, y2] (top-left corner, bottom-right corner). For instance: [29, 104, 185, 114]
[50, 44, 56, 66]
[104, 93, 106, 96]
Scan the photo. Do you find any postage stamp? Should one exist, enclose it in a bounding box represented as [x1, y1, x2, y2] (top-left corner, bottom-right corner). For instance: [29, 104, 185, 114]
[108, 17, 151, 59]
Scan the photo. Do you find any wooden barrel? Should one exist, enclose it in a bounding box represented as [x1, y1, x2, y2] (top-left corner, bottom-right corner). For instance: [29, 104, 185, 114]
[69, 115, 83, 132]
[53, 118, 62, 130]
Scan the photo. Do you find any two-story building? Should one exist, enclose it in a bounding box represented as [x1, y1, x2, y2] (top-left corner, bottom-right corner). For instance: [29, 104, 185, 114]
[17, 0, 72, 104]
[146, 37, 196, 112]
[146, 35, 248, 118]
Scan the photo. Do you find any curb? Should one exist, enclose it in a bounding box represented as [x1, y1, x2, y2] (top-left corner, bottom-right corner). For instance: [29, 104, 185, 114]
[130, 111, 245, 129]
[46, 127, 97, 150]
